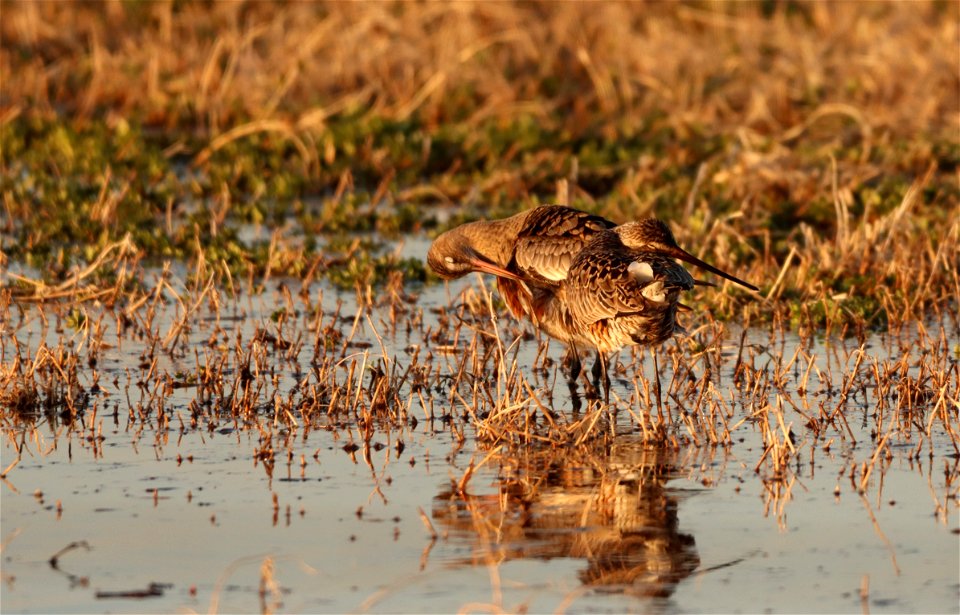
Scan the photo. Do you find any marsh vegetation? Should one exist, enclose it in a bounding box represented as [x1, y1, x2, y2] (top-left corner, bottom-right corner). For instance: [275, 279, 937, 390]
[1, 2, 958, 613]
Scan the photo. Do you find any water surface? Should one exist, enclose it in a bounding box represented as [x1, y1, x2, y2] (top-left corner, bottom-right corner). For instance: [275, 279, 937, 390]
[2, 274, 957, 613]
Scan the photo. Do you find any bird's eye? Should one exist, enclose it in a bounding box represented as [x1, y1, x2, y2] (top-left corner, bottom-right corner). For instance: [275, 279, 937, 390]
[444, 256, 454, 265]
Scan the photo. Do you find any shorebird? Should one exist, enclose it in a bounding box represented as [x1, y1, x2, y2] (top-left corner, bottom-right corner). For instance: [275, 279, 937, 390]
[427, 205, 757, 398]
[564, 218, 756, 397]
[426, 205, 614, 329]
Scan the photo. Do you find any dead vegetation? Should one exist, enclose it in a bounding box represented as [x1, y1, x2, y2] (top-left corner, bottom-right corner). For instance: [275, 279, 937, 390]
[5, 2, 956, 139]
[2, 1, 958, 328]
[1, 256, 957, 502]
[1, 3, 958, 607]
[0, 246, 956, 608]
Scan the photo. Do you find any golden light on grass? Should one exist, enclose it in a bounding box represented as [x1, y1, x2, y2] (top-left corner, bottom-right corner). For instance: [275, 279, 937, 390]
[0, 3, 957, 610]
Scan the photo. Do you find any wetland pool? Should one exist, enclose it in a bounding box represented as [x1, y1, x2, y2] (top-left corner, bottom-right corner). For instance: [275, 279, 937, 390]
[1, 272, 958, 614]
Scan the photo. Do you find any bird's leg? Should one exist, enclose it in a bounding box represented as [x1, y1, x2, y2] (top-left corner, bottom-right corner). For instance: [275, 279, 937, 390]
[653, 347, 664, 422]
[561, 346, 584, 412]
[591, 352, 611, 405]
[591, 352, 602, 386]
[603, 356, 611, 406]
[567, 377, 582, 416]
[581, 354, 600, 401]
[561, 347, 582, 382]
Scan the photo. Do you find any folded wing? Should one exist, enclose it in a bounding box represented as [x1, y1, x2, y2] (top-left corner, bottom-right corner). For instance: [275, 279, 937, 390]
[511, 206, 616, 284]
[566, 231, 695, 327]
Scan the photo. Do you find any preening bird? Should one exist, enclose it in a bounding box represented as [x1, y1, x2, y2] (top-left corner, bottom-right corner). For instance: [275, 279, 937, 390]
[426, 205, 758, 399]
[427, 206, 613, 342]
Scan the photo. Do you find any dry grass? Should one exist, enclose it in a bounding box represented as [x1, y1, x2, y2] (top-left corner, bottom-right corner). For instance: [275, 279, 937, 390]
[2, 259, 956, 477]
[2, 1, 958, 329]
[1, 6, 958, 604]
[1, 0, 957, 472]
[0, 251, 957, 608]
[4, 2, 956, 137]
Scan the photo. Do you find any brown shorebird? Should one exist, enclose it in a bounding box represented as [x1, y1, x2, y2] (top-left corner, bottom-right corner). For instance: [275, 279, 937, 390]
[564, 218, 756, 397]
[427, 205, 757, 399]
[427, 205, 614, 329]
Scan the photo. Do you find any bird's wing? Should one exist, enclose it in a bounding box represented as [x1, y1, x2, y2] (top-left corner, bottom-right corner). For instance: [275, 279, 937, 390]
[568, 249, 647, 324]
[511, 206, 616, 283]
[568, 246, 695, 325]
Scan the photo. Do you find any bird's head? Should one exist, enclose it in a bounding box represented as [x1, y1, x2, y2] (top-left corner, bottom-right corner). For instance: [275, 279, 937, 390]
[615, 219, 680, 252]
[427, 228, 521, 281]
[616, 218, 759, 292]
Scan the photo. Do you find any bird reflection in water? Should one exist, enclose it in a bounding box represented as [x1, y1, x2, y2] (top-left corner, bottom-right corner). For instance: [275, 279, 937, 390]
[432, 439, 699, 598]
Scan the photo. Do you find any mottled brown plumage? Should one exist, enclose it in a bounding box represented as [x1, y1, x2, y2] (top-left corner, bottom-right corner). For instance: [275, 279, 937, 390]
[565, 225, 696, 354]
[565, 219, 757, 355]
[427, 206, 613, 281]
[510, 206, 616, 284]
[426, 205, 614, 329]
[426, 206, 757, 398]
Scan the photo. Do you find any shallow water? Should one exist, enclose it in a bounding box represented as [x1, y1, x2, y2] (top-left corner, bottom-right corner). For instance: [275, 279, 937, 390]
[1, 273, 958, 614]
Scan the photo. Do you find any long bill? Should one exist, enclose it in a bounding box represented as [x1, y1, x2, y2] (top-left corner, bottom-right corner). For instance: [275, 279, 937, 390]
[467, 254, 523, 281]
[667, 247, 759, 292]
